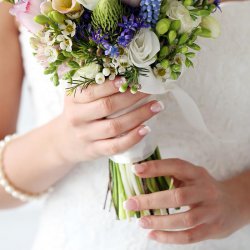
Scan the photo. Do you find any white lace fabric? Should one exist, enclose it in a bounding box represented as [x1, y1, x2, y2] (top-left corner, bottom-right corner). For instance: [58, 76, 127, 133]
[18, 2, 250, 250]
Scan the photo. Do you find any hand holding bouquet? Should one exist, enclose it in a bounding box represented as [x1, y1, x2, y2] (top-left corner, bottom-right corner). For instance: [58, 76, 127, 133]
[3, 0, 220, 219]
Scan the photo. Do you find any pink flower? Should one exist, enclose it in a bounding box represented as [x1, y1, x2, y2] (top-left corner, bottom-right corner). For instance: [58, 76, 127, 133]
[10, 0, 43, 34]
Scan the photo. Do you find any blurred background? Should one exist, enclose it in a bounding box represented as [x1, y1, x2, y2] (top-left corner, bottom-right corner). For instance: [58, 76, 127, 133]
[0, 82, 43, 250]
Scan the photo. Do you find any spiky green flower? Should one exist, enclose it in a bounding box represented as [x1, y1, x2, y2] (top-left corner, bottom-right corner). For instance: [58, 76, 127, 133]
[92, 0, 124, 32]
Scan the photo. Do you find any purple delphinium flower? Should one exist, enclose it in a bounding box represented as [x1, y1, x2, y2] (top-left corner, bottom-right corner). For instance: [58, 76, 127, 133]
[91, 29, 109, 45]
[103, 43, 119, 58]
[214, 0, 222, 12]
[117, 30, 134, 47]
[117, 14, 149, 47]
[74, 10, 92, 41]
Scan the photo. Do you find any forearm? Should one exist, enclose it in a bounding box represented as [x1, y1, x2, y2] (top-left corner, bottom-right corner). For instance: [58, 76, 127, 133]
[0, 116, 74, 209]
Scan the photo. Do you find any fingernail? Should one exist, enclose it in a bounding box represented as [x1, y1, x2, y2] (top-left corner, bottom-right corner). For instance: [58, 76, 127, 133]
[148, 231, 157, 240]
[139, 217, 149, 228]
[114, 77, 125, 88]
[131, 163, 146, 174]
[138, 126, 151, 136]
[150, 101, 165, 113]
[123, 198, 138, 211]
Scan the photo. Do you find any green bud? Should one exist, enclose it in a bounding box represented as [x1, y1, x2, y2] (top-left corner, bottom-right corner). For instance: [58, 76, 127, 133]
[159, 46, 169, 59]
[190, 9, 211, 17]
[53, 73, 59, 86]
[168, 30, 177, 44]
[186, 52, 196, 58]
[178, 33, 189, 45]
[49, 11, 65, 24]
[130, 85, 138, 94]
[208, 4, 216, 12]
[171, 64, 181, 73]
[34, 15, 51, 25]
[119, 83, 128, 93]
[57, 53, 67, 61]
[187, 34, 197, 45]
[188, 43, 201, 51]
[178, 46, 188, 54]
[185, 58, 194, 68]
[62, 50, 72, 57]
[44, 66, 56, 75]
[160, 59, 170, 69]
[170, 20, 181, 31]
[197, 28, 212, 38]
[156, 18, 171, 35]
[171, 71, 179, 80]
[183, 0, 193, 7]
[67, 61, 80, 69]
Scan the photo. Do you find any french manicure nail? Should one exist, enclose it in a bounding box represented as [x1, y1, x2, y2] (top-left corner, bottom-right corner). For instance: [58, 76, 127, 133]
[139, 218, 149, 228]
[131, 164, 146, 174]
[114, 77, 125, 88]
[138, 126, 151, 136]
[150, 101, 165, 113]
[123, 199, 138, 211]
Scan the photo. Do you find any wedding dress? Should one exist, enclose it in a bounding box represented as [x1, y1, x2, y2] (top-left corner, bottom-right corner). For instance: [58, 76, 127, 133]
[19, 2, 250, 250]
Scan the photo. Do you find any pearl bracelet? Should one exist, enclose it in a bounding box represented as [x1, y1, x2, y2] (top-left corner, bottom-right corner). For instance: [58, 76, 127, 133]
[0, 134, 52, 202]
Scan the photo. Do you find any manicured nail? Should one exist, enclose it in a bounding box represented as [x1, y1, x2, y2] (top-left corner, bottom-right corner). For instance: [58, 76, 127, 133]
[139, 217, 149, 228]
[148, 231, 157, 240]
[150, 101, 165, 113]
[123, 198, 138, 211]
[138, 126, 151, 136]
[114, 77, 125, 88]
[131, 163, 146, 174]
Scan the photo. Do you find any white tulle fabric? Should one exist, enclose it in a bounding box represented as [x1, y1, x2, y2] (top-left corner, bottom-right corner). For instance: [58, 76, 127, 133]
[19, 2, 250, 250]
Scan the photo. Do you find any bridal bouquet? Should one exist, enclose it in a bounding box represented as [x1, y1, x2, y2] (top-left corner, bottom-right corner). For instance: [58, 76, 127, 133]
[3, 0, 220, 219]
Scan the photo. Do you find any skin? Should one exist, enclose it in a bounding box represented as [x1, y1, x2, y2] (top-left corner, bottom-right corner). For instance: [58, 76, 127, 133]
[1, 0, 250, 246]
[0, 2, 163, 208]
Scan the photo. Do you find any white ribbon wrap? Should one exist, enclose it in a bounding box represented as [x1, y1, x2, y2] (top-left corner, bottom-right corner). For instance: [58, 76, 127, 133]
[110, 67, 214, 164]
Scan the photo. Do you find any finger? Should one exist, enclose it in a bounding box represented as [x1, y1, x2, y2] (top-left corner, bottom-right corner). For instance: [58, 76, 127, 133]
[93, 125, 151, 157]
[70, 77, 125, 104]
[73, 91, 148, 122]
[124, 186, 208, 210]
[139, 207, 213, 230]
[85, 100, 164, 140]
[148, 223, 210, 244]
[132, 159, 202, 181]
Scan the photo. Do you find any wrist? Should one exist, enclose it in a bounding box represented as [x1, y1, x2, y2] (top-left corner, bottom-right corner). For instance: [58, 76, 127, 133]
[222, 171, 250, 225]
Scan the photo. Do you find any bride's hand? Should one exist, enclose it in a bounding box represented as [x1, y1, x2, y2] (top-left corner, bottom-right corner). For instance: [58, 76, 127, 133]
[124, 159, 250, 244]
[57, 78, 163, 164]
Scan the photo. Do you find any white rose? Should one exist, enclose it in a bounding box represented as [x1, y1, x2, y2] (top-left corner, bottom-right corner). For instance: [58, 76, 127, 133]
[74, 63, 100, 80]
[166, 0, 201, 33]
[76, 0, 99, 10]
[128, 28, 160, 68]
[200, 16, 221, 38]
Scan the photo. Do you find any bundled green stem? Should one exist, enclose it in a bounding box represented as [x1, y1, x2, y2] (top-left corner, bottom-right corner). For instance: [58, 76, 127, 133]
[108, 147, 174, 220]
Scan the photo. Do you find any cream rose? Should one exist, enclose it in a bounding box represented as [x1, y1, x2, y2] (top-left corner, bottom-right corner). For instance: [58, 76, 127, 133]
[128, 28, 160, 68]
[76, 0, 99, 10]
[52, 0, 81, 14]
[166, 0, 201, 33]
[74, 63, 101, 80]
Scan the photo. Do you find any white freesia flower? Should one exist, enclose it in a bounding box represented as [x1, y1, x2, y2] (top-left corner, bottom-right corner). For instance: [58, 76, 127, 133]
[166, 0, 201, 33]
[44, 46, 58, 63]
[76, 0, 99, 10]
[57, 35, 73, 52]
[201, 16, 221, 38]
[128, 28, 160, 68]
[59, 20, 76, 37]
[75, 63, 101, 80]
[44, 30, 56, 45]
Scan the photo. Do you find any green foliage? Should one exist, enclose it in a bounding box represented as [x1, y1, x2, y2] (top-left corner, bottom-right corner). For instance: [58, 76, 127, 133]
[92, 0, 124, 32]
